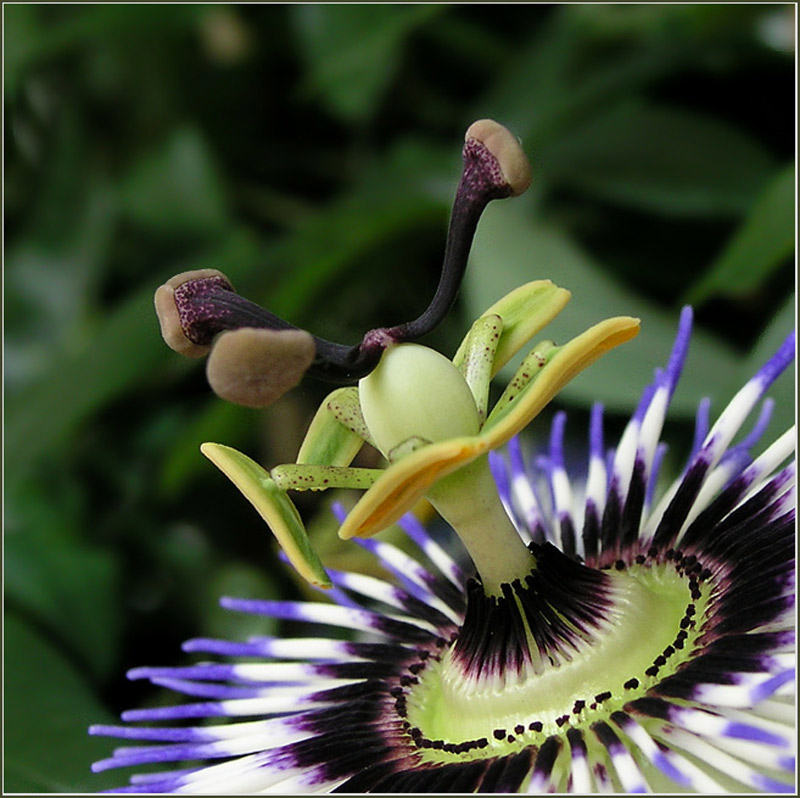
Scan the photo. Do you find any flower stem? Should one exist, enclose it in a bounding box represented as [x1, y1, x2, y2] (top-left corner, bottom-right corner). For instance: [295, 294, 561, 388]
[427, 455, 534, 595]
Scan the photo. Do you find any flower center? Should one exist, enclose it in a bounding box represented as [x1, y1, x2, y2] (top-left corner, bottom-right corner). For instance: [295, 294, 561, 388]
[399, 546, 711, 763]
[359, 343, 538, 593]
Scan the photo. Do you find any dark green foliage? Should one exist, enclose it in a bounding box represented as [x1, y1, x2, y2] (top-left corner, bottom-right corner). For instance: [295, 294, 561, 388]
[4, 5, 794, 790]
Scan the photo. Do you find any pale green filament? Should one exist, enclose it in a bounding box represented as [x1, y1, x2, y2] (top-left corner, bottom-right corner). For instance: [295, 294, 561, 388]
[427, 456, 533, 594]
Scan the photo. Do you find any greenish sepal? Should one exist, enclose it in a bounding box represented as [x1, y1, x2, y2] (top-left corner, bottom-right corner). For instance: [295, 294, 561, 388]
[453, 280, 571, 378]
[200, 442, 332, 589]
[297, 387, 367, 466]
[455, 314, 503, 422]
[387, 435, 432, 463]
[488, 340, 558, 422]
[271, 463, 382, 491]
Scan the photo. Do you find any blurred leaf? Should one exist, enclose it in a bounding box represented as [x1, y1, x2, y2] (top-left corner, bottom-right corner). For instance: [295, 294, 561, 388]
[266, 139, 453, 316]
[204, 562, 280, 642]
[421, 13, 507, 67]
[15, 102, 89, 246]
[4, 516, 121, 681]
[291, 4, 443, 123]
[5, 287, 164, 485]
[5, 180, 116, 391]
[3, 613, 120, 792]
[5, 229, 262, 485]
[739, 294, 795, 444]
[3, 4, 40, 95]
[159, 401, 250, 497]
[475, 8, 686, 147]
[566, 3, 767, 41]
[470, 8, 582, 139]
[687, 164, 796, 303]
[542, 103, 775, 216]
[119, 127, 229, 236]
[466, 200, 742, 416]
[4, 4, 205, 96]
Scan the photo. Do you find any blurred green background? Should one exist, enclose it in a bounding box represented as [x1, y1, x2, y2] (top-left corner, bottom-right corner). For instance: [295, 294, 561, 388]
[3, 4, 795, 791]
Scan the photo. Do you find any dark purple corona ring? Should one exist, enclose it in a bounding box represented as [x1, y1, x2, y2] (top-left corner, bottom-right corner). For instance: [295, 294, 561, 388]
[90, 308, 795, 793]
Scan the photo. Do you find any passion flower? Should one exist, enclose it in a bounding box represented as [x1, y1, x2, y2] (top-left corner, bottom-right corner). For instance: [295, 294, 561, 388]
[91, 118, 794, 793]
[90, 311, 795, 792]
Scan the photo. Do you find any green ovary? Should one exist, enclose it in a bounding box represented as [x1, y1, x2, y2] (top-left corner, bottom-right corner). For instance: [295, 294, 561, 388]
[406, 564, 707, 758]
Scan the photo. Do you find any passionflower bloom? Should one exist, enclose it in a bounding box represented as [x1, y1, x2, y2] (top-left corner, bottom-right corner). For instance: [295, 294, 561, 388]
[91, 122, 796, 793]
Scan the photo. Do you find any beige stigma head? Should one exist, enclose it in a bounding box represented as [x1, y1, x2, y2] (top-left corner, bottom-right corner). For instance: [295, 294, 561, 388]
[205, 327, 316, 408]
[465, 119, 532, 197]
[154, 268, 234, 358]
